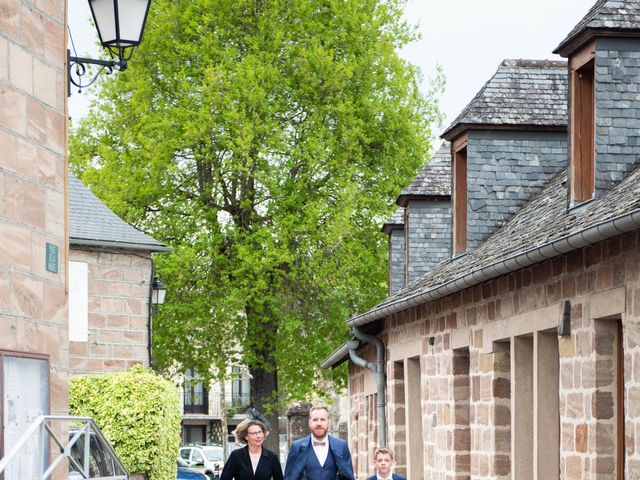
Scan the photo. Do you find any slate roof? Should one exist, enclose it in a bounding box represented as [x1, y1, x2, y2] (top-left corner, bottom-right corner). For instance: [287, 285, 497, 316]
[441, 59, 568, 141]
[396, 142, 451, 206]
[357, 163, 640, 321]
[69, 173, 170, 252]
[381, 207, 404, 234]
[555, 0, 640, 56]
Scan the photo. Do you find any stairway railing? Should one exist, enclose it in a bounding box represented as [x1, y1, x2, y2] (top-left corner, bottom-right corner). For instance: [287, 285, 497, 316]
[0, 415, 128, 479]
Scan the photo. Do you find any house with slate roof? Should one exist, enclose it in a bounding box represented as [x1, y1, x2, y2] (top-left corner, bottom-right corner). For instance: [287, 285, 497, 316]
[382, 142, 451, 295]
[322, 1, 640, 479]
[67, 173, 170, 374]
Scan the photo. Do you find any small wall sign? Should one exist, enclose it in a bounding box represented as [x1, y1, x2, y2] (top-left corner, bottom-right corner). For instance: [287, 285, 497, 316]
[45, 243, 59, 273]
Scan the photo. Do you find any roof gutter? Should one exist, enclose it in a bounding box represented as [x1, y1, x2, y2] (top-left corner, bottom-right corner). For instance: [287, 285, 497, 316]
[70, 238, 172, 253]
[320, 343, 351, 370]
[348, 207, 640, 328]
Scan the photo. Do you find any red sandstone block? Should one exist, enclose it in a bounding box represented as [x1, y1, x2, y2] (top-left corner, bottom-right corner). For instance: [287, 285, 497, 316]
[123, 330, 145, 344]
[33, 58, 57, 108]
[563, 455, 582, 479]
[24, 181, 45, 229]
[562, 277, 576, 298]
[595, 264, 614, 291]
[44, 16, 64, 62]
[45, 107, 65, 154]
[11, 272, 43, 320]
[37, 147, 62, 188]
[575, 424, 588, 453]
[22, 5, 45, 55]
[0, 0, 20, 41]
[585, 244, 603, 268]
[27, 98, 51, 146]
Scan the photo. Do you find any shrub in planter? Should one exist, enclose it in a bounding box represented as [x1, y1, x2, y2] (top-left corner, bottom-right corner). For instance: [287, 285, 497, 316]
[70, 365, 181, 480]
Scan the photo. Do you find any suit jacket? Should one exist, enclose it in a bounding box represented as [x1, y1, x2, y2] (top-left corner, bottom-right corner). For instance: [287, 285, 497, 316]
[366, 474, 406, 480]
[220, 445, 283, 480]
[284, 435, 355, 480]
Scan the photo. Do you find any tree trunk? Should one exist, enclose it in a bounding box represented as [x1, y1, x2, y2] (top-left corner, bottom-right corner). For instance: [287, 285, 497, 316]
[252, 363, 279, 454]
[246, 307, 280, 455]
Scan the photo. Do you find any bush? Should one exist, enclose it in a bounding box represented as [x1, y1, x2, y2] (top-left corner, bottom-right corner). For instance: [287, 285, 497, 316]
[69, 365, 182, 480]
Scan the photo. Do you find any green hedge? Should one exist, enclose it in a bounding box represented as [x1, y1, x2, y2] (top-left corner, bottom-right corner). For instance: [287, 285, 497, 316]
[69, 365, 182, 480]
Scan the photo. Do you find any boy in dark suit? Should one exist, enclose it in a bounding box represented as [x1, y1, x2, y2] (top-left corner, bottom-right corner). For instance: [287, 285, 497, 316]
[366, 447, 406, 480]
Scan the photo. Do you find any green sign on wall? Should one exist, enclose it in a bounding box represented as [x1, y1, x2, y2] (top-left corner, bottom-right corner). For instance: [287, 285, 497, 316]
[45, 243, 58, 273]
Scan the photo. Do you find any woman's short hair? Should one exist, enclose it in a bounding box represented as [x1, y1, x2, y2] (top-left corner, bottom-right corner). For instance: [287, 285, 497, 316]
[233, 419, 268, 444]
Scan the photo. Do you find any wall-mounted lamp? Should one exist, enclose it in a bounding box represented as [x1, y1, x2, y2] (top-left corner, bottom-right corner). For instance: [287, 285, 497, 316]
[68, 0, 151, 95]
[558, 299, 571, 337]
[151, 275, 167, 305]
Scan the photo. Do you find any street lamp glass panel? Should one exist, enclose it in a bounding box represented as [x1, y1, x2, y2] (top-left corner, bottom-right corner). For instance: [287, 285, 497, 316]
[89, 0, 151, 48]
[152, 279, 167, 305]
[152, 288, 166, 305]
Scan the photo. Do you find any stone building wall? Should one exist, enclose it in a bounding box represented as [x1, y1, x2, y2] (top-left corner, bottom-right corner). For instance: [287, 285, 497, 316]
[349, 231, 640, 479]
[466, 130, 567, 251]
[68, 248, 152, 374]
[0, 0, 68, 414]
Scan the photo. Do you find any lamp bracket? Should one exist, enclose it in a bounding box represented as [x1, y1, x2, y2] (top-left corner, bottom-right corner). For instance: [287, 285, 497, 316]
[67, 50, 128, 96]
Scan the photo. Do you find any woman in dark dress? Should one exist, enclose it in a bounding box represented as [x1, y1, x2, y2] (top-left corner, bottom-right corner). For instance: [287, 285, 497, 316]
[220, 419, 283, 480]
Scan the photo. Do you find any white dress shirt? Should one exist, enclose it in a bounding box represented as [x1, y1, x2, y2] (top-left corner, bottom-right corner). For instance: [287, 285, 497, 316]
[311, 435, 329, 466]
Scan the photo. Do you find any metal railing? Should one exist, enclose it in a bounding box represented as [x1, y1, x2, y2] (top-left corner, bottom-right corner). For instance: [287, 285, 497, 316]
[0, 415, 128, 479]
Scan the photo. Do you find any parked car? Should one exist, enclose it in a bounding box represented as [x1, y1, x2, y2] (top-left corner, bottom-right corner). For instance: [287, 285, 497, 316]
[177, 457, 208, 480]
[179, 445, 224, 480]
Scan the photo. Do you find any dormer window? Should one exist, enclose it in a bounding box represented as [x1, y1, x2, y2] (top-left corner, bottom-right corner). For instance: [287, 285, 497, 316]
[452, 136, 468, 255]
[569, 41, 595, 203]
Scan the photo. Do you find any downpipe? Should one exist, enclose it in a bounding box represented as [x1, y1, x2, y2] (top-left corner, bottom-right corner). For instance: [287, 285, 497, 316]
[347, 327, 386, 446]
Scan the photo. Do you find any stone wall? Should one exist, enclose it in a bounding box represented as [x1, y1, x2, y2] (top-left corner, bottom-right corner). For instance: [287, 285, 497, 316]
[68, 248, 152, 374]
[349, 231, 640, 479]
[466, 130, 567, 251]
[0, 0, 68, 414]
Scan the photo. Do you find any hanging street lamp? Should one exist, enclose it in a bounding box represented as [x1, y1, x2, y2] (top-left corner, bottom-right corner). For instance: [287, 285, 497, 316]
[68, 0, 151, 95]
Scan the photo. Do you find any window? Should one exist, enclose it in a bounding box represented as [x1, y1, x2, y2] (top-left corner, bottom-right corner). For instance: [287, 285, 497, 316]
[183, 425, 206, 445]
[68, 261, 89, 342]
[452, 137, 468, 255]
[184, 369, 208, 414]
[570, 41, 596, 203]
[231, 366, 250, 408]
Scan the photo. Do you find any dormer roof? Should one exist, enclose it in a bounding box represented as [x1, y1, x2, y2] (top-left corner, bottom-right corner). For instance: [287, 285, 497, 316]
[396, 142, 451, 207]
[69, 173, 170, 252]
[441, 59, 568, 141]
[554, 0, 640, 57]
[381, 208, 404, 235]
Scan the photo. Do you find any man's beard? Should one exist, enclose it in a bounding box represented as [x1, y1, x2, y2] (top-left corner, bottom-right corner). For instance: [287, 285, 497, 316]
[312, 426, 328, 438]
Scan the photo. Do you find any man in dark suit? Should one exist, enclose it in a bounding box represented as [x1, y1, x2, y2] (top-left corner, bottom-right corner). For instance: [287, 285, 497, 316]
[284, 404, 355, 480]
[366, 447, 406, 480]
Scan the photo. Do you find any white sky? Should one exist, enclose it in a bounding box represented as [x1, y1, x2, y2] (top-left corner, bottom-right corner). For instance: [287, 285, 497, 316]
[68, 0, 597, 130]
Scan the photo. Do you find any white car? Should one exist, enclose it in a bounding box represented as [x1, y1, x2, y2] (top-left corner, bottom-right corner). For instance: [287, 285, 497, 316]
[179, 445, 224, 480]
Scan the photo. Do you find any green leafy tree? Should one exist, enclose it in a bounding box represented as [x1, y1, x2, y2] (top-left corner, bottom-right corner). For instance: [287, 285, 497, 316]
[69, 0, 442, 448]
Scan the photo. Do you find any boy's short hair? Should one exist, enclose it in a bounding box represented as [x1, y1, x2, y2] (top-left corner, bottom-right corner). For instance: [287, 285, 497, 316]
[373, 446, 395, 460]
